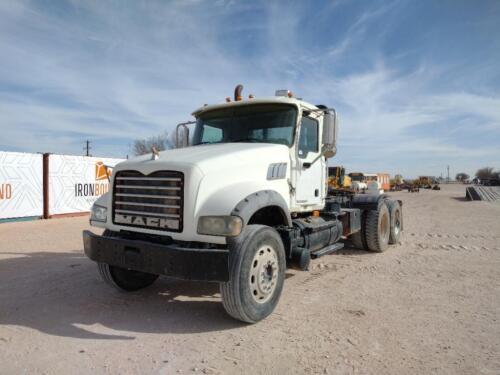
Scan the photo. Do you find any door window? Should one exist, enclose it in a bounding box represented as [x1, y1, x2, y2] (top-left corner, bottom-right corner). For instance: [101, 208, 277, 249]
[298, 116, 319, 158]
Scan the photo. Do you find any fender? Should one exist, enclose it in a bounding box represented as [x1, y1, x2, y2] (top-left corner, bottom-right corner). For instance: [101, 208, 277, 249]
[231, 190, 292, 227]
[350, 193, 388, 211]
[93, 192, 111, 210]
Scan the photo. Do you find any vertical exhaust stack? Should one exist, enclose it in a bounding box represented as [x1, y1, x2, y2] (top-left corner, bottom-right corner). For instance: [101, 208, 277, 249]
[234, 84, 243, 101]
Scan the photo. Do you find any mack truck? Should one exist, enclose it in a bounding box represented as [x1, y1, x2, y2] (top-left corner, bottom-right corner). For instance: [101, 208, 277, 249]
[83, 85, 403, 323]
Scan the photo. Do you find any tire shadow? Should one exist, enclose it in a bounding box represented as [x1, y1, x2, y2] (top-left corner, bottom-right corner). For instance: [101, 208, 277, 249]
[451, 196, 469, 202]
[0, 250, 244, 340]
[336, 241, 375, 256]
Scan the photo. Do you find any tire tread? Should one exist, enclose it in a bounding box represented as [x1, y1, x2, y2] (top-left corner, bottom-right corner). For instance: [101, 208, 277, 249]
[220, 225, 263, 323]
[365, 202, 390, 252]
[350, 212, 367, 250]
[220, 225, 285, 323]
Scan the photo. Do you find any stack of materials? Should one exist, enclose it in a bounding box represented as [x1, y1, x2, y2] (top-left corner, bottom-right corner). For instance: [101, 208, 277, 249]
[466, 186, 500, 202]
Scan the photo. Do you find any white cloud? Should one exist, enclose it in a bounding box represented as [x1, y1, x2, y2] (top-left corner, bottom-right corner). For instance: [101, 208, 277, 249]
[0, 0, 498, 178]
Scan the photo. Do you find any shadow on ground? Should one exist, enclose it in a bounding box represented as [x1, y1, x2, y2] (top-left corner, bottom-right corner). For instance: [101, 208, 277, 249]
[451, 196, 469, 202]
[0, 251, 244, 340]
[0, 240, 373, 340]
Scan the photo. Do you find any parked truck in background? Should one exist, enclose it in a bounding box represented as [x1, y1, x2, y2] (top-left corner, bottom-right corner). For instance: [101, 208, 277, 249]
[377, 173, 391, 192]
[83, 85, 403, 323]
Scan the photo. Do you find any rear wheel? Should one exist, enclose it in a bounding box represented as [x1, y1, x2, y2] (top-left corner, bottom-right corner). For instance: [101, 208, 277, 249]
[365, 201, 390, 252]
[220, 225, 286, 323]
[97, 230, 159, 292]
[350, 212, 367, 250]
[386, 200, 402, 244]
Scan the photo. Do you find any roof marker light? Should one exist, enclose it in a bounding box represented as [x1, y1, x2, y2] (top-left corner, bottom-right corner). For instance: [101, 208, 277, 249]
[275, 89, 293, 97]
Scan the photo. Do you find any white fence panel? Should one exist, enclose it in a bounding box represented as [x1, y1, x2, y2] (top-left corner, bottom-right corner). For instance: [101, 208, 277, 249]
[49, 155, 124, 215]
[0, 152, 43, 219]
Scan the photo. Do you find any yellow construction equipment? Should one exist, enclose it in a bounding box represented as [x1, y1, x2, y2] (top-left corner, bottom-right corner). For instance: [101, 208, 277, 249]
[417, 176, 433, 189]
[328, 166, 351, 190]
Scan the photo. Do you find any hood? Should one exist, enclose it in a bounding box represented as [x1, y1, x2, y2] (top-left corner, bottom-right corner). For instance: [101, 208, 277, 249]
[115, 143, 291, 174]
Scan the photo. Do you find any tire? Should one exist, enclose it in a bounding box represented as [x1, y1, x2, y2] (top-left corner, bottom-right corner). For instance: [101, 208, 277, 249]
[365, 201, 390, 252]
[97, 230, 159, 292]
[350, 212, 367, 250]
[220, 225, 286, 323]
[386, 200, 402, 244]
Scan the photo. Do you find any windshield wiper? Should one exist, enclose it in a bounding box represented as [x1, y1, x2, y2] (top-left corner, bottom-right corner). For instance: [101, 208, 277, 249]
[194, 141, 221, 145]
[232, 138, 262, 143]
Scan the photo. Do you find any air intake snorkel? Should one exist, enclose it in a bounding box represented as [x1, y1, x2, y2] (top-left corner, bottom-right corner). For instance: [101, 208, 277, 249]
[234, 84, 243, 101]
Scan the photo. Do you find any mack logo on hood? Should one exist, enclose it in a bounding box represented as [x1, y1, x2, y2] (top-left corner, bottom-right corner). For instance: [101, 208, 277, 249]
[115, 214, 180, 230]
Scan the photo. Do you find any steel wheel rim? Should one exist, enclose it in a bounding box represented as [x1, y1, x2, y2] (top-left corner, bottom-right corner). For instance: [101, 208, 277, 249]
[249, 245, 279, 304]
[394, 210, 401, 235]
[381, 212, 390, 240]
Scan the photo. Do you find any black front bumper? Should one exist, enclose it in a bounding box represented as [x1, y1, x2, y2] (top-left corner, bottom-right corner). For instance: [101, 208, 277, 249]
[83, 230, 229, 282]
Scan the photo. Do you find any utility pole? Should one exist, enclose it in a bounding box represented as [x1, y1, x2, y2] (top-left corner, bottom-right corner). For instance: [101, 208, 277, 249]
[84, 140, 92, 157]
[447, 165, 450, 183]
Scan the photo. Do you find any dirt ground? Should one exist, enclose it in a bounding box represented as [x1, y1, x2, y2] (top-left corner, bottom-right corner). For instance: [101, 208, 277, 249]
[1, 184, 499, 374]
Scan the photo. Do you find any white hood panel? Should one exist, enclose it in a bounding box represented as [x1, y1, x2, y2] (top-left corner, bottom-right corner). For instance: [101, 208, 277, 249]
[104, 143, 292, 244]
[115, 143, 290, 174]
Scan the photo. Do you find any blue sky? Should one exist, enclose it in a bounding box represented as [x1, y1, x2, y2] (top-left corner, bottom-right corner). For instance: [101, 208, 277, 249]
[0, 0, 499, 178]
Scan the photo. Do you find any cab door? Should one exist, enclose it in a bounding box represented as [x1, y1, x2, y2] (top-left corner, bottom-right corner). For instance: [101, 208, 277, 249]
[294, 115, 324, 206]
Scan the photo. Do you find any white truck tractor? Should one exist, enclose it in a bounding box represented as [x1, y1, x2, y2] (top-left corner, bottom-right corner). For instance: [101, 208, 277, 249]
[83, 85, 403, 323]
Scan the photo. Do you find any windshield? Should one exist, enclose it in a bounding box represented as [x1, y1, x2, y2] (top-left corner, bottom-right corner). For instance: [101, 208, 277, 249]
[192, 104, 297, 146]
[350, 174, 364, 182]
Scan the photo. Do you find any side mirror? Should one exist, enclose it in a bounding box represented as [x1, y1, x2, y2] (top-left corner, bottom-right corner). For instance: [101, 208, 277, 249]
[322, 111, 338, 159]
[175, 121, 196, 148]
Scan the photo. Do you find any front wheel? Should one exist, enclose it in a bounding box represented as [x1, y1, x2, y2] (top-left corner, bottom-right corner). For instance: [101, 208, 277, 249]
[220, 225, 286, 323]
[97, 230, 159, 292]
[98, 263, 159, 291]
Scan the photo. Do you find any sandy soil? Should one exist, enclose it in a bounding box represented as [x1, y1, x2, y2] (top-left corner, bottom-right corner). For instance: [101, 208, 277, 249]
[1, 184, 499, 374]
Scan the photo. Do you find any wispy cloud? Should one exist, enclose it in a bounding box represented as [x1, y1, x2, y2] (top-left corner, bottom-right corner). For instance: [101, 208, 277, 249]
[0, 0, 499, 177]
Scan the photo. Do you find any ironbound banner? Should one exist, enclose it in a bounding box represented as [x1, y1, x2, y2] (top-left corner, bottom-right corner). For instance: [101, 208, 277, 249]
[48, 155, 124, 215]
[0, 152, 43, 219]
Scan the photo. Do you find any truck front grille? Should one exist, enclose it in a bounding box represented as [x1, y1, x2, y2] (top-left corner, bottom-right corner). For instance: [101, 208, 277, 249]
[112, 170, 184, 232]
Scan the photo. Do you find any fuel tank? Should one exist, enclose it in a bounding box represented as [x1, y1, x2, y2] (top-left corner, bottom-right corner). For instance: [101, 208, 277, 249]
[293, 216, 342, 252]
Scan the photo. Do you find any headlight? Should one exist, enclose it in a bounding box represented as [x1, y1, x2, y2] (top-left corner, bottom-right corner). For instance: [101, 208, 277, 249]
[91, 204, 107, 222]
[197, 216, 243, 236]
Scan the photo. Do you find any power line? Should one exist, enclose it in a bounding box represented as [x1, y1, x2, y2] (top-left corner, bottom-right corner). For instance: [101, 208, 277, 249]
[84, 140, 92, 157]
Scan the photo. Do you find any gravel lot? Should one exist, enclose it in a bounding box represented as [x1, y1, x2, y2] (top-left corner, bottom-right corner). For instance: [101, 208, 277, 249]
[1, 184, 499, 374]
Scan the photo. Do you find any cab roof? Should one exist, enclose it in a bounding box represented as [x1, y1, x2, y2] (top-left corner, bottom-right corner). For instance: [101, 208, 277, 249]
[192, 96, 319, 117]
